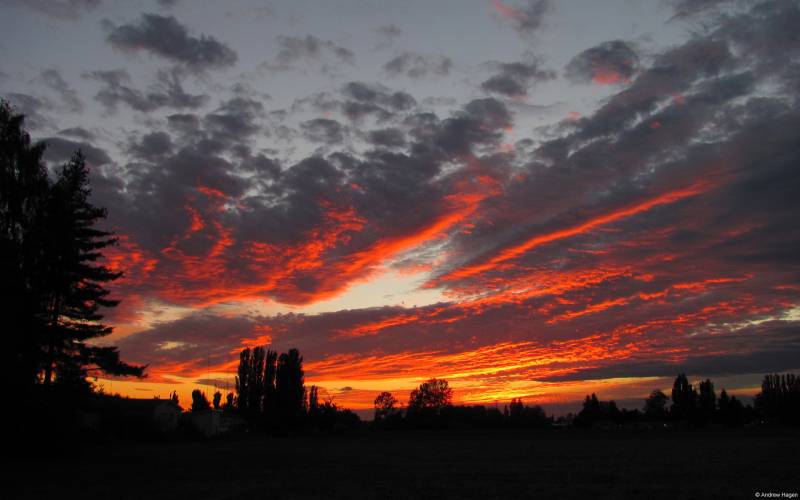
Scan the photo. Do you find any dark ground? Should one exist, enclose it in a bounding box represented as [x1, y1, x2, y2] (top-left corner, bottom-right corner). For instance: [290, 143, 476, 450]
[12, 429, 800, 499]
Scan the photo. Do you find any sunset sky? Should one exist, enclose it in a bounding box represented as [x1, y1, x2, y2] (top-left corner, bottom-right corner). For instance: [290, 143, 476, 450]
[2, 0, 799, 413]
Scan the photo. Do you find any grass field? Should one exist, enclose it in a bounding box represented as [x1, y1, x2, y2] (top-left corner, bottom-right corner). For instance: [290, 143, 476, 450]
[13, 429, 800, 499]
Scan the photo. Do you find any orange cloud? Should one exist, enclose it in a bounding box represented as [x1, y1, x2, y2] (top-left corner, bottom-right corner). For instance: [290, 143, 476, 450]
[434, 182, 711, 285]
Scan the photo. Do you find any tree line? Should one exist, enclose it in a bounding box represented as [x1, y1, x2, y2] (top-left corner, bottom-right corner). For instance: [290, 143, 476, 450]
[372, 378, 550, 429]
[198, 346, 360, 431]
[369, 372, 800, 430]
[2, 101, 142, 409]
[573, 373, 800, 428]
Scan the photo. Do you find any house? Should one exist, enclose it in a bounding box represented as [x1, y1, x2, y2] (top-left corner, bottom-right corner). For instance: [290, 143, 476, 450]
[83, 395, 182, 434]
[185, 409, 222, 437]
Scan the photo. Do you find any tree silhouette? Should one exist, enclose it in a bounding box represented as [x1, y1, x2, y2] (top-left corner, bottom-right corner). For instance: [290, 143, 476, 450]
[756, 373, 800, 426]
[574, 393, 621, 427]
[213, 391, 222, 410]
[506, 398, 548, 428]
[191, 389, 211, 412]
[717, 388, 745, 426]
[235, 347, 255, 413]
[1, 101, 142, 401]
[643, 389, 669, 420]
[41, 152, 144, 390]
[308, 385, 320, 416]
[263, 348, 278, 423]
[671, 373, 696, 421]
[224, 392, 234, 411]
[697, 379, 716, 424]
[373, 391, 399, 422]
[276, 348, 306, 426]
[407, 378, 452, 420]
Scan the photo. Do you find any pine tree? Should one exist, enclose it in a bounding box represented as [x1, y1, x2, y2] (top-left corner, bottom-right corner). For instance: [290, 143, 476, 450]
[1, 101, 50, 397]
[276, 348, 306, 425]
[1, 101, 142, 399]
[40, 152, 143, 391]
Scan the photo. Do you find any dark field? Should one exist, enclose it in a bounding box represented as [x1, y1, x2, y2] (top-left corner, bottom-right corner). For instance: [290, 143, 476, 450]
[13, 429, 800, 499]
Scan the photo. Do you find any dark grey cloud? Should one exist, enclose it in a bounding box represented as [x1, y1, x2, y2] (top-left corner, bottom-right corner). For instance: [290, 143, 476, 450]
[384, 52, 452, 78]
[481, 60, 556, 97]
[42, 136, 112, 166]
[343, 81, 416, 113]
[366, 127, 406, 149]
[4, 0, 101, 20]
[564, 40, 640, 84]
[301, 118, 345, 144]
[116, 312, 264, 373]
[429, 97, 512, 156]
[263, 35, 354, 73]
[3, 93, 53, 130]
[38, 68, 83, 112]
[86, 68, 207, 113]
[105, 13, 238, 72]
[127, 131, 173, 161]
[203, 96, 265, 144]
[167, 113, 200, 135]
[291, 82, 416, 123]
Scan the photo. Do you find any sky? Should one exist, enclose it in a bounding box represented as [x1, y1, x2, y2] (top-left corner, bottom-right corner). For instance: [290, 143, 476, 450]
[2, 0, 799, 413]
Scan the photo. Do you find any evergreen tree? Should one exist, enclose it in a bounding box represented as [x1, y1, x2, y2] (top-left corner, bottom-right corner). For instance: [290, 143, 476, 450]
[698, 379, 716, 424]
[263, 348, 278, 421]
[247, 346, 266, 414]
[671, 373, 696, 420]
[235, 347, 252, 412]
[1, 101, 142, 399]
[40, 152, 143, 390]
[275, 348, 306, 425]
[1, 101, 50, 398]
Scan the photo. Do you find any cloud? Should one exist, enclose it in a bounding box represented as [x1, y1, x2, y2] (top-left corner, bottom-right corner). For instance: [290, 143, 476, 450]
[57, 127, 94, 140]
[264, 35, 354, 73]
[374, 24, 402, 49]
[491, 0, 551, 36]
[481, 60, 556, 97]
[291, 82, 417, 123]
[667, 0, 734, 19]
[301, 118, 345, 144]
[86, 68, 207, 113]
[3, 92, 53, 130]
[42, 136, 112, 166]
[38, 69, 83, 112]
[366, 128, 406, 148]
[81, 0, 800, 407]
[384, 52, 453, 79]
[564, 40, 640, 85]
[127, 131, 173, 161]
[203, 96, 264, 143]
[105, 13, 237, 72]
